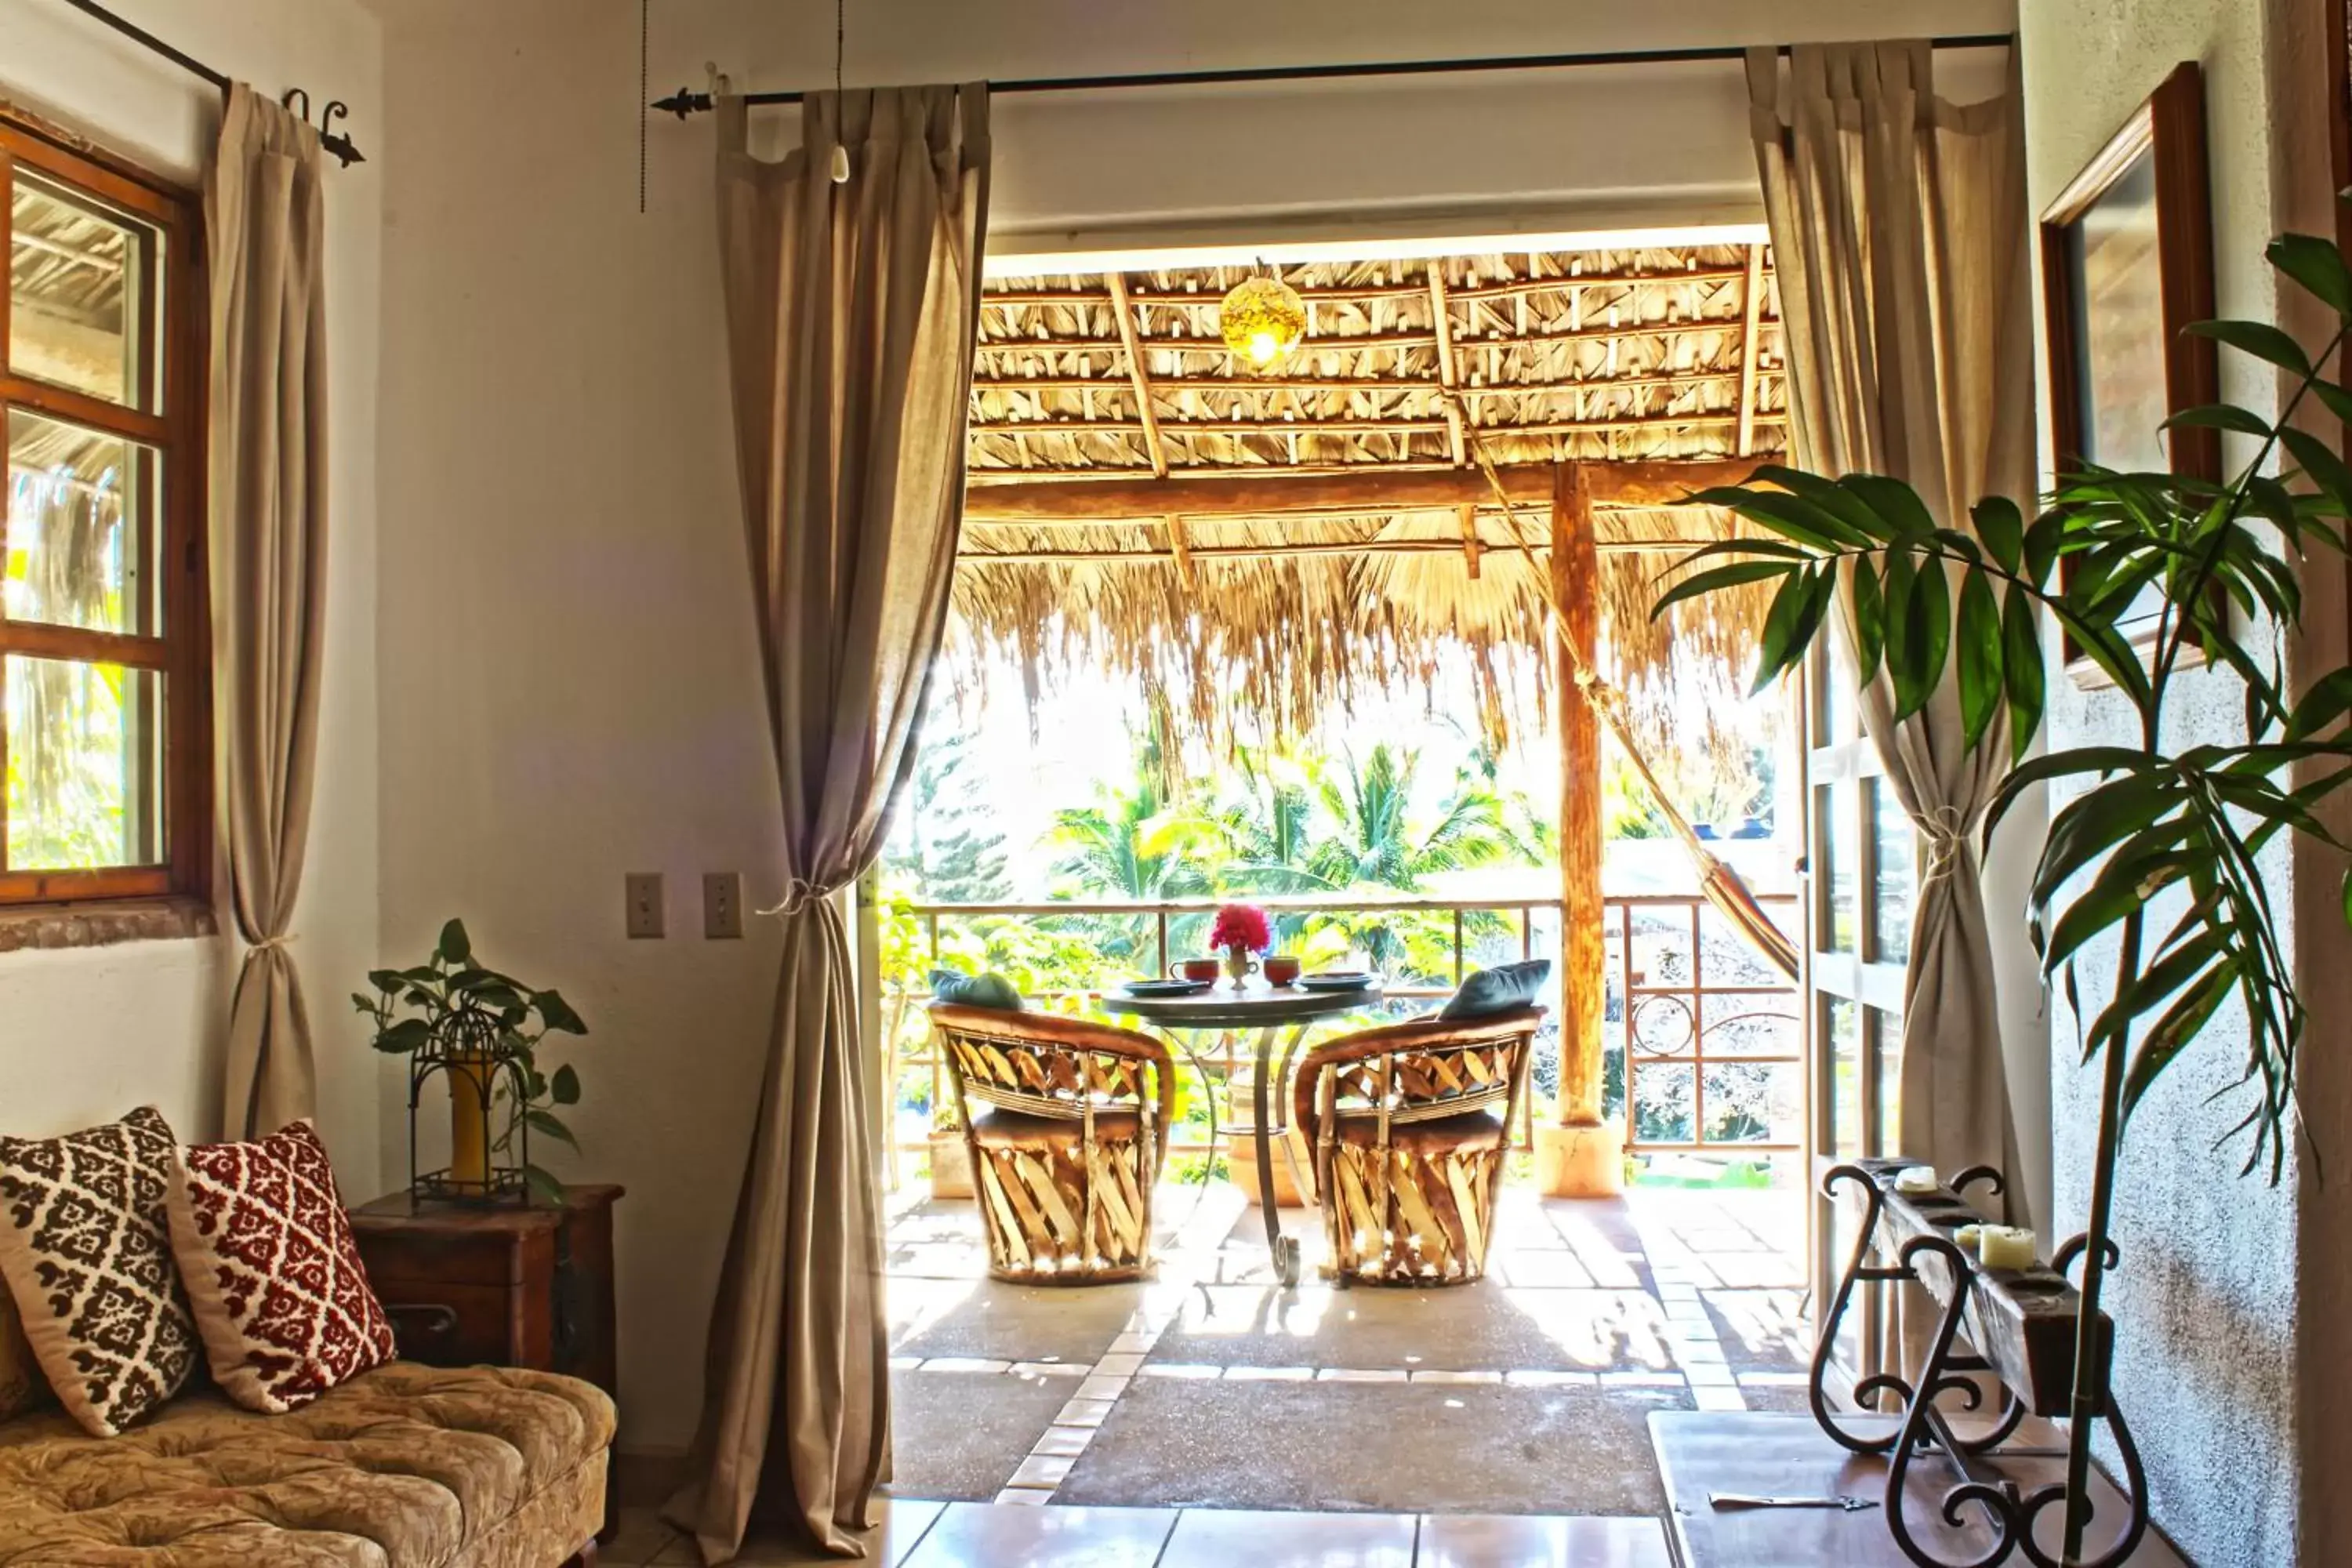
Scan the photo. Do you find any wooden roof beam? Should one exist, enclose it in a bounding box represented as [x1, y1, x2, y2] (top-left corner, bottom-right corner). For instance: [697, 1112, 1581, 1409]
[956, 534, 1724, 567]
[972, 366, 1787, 397]
[1105, 273, 1168, 478]
[982, 263, 1768, 310]
[960, 458, 1766, 521]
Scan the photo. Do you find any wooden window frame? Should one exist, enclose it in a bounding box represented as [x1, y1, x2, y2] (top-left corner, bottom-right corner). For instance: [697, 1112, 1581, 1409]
[0, 111, 209, 909]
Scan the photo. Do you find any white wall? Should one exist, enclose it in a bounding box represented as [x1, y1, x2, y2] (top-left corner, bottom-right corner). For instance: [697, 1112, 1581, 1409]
[371, 0, 2016, 1458]
[2017, 0, 2334, 1561]
[0, 1, 384, 1181]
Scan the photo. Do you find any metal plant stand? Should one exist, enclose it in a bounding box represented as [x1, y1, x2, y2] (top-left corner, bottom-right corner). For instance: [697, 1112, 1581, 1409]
[1808, 1160, 2151, 1568]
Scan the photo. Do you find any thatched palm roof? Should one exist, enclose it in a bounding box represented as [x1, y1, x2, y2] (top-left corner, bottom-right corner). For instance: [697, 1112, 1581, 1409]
[955, 242, 1785, 748]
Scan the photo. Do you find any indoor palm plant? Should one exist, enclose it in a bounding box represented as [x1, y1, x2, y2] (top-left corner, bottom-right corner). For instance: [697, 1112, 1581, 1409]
[1657, 229, 2352, 1564]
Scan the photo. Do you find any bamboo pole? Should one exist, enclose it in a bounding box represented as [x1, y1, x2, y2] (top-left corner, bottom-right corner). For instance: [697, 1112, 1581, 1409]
[1429, 266, 1468, 466]
[1736, 244, 1766, 457]
[1105, 274, 1168, 478]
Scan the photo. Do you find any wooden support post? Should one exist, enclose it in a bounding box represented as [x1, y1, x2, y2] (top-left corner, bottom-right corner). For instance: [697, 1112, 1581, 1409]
[1106, 273, 1169, 478]
[1538, 459, 1623, 1198]
[1735, 243, 1765, 458]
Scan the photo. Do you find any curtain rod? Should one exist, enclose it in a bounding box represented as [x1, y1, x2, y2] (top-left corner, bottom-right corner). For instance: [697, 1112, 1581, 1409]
[53, 0, 366, 166]
[652, 31, 2013, 116]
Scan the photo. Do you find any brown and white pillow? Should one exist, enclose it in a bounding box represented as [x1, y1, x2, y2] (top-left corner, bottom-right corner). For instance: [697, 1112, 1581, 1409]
[0, 1106, 198, 1435]
[166, 1119, 396, 1413]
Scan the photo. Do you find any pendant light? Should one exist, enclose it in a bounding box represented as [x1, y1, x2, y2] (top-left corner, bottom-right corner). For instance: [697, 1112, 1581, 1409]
[1219, 268, 1307, 369]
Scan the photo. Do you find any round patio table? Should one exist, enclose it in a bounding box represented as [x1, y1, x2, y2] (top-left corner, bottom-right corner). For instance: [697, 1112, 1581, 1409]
[1109, 980, 1384, 1287]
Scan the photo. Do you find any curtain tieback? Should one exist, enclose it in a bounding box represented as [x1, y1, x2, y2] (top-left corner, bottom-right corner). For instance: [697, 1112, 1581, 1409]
[245, 934, 297, 954]
[1918, 805, 1969, 886]
[755, 878, 834, 920]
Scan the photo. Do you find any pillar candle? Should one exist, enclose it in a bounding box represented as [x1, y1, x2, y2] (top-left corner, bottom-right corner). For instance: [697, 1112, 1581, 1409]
[1976, 1225, 2036, 1270]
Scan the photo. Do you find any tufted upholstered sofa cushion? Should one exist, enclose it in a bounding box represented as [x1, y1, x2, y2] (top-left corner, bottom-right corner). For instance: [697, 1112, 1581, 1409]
[0, 1360, 612, 1566]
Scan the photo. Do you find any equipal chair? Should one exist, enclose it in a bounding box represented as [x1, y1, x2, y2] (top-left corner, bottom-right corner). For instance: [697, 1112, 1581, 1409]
[1292, 1007, 1543, 1286]
[930, 1003, 1177, 1284]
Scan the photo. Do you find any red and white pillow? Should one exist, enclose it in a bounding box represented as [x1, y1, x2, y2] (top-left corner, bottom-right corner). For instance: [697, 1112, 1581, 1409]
[165, 1120, 396, 1413]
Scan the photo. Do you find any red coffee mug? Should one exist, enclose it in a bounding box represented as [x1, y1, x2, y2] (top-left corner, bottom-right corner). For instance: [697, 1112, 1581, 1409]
[1263, 955, 1302, 986]
[1171, 958, 1220, 982]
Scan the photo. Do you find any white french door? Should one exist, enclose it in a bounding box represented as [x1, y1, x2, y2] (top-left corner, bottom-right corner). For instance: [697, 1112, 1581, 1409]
[1802, 637, 1918, 1377]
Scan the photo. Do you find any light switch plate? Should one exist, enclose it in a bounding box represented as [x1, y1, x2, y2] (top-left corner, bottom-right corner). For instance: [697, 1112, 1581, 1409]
[703, 872, 744, 939]
[625, 873, 665, 938]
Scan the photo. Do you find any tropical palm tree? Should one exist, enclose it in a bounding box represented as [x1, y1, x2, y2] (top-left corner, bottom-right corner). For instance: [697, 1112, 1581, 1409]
[1294, 744, 1519, 977]
[1044, 724, 1220, 962]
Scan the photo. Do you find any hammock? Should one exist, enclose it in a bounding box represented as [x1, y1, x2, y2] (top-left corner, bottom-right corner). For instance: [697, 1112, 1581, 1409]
[1457, 420, 1803, 983]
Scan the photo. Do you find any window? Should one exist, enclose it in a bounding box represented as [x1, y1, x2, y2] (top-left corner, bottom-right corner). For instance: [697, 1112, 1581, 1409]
[0, 118, 206, 906]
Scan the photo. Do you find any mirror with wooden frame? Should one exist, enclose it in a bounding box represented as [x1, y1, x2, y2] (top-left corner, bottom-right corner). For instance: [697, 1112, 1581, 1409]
[2038, 60, 2216, 677]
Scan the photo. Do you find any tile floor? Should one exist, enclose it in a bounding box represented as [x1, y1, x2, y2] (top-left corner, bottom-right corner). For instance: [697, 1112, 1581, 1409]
[601, 1499, 1675, 1567]
[884, 1177, 1810, 1514]
[604, 1179, 1802, 1564]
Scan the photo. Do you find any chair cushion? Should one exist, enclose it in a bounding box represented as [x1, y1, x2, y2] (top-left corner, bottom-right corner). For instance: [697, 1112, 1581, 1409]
[0, 1360, 614, 1567]
[1438, 960, 1551, 1020]
[0, 1108, 198, 1436]
[0, 1279, 39, 1422]
[967, 1106, 1142, 1151]
[930, 969, 1024, 1011]
[1330, 1109, 1510, 1155]
[165, 1120, 397, 1414]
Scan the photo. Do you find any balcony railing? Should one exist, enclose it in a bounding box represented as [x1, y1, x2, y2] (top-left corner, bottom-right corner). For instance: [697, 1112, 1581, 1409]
[872, 889, 1802, 1183]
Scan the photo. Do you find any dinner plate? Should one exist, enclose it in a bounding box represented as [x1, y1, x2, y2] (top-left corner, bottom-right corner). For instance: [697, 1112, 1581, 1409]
[1298, 971, 1376, 993]
[1120, 978, 1213, 998]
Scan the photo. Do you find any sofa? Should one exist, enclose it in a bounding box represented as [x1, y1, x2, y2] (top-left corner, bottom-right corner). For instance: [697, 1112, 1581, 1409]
[0, 1361, 611, 1567]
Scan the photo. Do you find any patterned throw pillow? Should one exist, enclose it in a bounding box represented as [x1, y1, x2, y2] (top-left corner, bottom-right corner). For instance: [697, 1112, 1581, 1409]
[165, 1119, 396, 1413]
[0, 1106, 198, 1435]
[0, 1273, 42, 1420]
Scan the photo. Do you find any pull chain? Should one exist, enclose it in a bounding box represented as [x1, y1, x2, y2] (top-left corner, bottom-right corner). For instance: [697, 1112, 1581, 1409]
[637, 0, 648, 213]
[828, 0, 850, 183]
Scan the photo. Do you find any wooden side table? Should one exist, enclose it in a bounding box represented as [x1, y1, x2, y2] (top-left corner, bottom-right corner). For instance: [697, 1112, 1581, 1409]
[349, 1183, 624, 1540]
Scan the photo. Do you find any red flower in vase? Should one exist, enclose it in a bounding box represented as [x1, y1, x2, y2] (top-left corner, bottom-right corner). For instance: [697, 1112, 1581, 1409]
[1209, 903, 1272, 953]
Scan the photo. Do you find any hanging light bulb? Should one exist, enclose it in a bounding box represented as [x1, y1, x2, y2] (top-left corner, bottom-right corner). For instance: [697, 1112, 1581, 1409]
[1219, 273, 1307, 370]
[829, 143, 851, 183]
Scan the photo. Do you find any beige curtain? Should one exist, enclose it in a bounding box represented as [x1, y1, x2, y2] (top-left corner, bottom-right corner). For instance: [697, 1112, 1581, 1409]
[664, 86, 990, 1564]
[1749, 42, 2034, 1215]
[209, 84, 330, 1142]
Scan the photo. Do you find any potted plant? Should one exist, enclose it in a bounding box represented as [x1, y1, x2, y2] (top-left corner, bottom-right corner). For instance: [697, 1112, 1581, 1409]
[355, 919, 589, 1205]
[1209, 902, 1272, 987]
[1656, 227, 2352, 1563]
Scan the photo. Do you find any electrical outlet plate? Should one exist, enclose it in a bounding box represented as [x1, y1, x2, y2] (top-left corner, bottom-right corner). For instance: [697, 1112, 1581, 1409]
[703, 871, 743, 939]
[625, 873, 664, 938]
